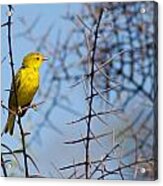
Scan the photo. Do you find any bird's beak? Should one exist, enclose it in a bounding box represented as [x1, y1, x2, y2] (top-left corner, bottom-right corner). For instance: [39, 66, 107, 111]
[43, 56, 48, 61]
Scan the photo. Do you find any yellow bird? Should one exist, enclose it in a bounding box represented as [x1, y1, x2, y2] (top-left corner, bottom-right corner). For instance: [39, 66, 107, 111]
[4, 52, 48, 135]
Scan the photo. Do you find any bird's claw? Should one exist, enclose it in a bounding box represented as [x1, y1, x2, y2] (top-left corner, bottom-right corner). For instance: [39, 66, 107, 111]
[17, 106, 22, 116]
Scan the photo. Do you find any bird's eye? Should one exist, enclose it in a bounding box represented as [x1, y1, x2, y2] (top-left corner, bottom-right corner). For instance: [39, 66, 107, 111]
[36, 57, 40, 60]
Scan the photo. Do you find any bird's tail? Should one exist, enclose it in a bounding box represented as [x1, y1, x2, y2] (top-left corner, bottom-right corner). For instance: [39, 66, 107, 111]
[4, 113, 16, 135]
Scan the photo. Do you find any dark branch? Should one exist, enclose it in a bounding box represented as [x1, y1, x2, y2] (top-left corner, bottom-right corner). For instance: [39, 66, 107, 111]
[7, 5, 29, 177]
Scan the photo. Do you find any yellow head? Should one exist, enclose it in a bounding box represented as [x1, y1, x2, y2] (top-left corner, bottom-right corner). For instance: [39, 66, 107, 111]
[22, 52, 48, 69]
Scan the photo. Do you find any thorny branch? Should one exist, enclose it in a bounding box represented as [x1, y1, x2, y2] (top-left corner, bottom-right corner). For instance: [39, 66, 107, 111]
[60, 144, 120, 171]
[85, 8, 103, 179]
[2, 5, 32, 177]
[8, 5, 29, 177]
[98, 158, 154, 180]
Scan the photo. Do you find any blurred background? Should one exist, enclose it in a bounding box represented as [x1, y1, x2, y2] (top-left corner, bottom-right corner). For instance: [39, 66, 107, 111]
[1, 1, 157, 180]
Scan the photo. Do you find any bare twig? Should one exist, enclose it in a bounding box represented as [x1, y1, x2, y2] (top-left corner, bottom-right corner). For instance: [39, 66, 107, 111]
[67, 109, 121, 125]
[60, 144, 120, 171]
[64, 132, 112, 145]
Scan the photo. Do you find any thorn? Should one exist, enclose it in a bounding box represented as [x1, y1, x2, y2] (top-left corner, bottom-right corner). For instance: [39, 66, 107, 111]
[24, 132, 31, 136]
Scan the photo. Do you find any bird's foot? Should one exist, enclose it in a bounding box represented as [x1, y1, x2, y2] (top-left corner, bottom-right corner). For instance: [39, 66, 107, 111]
[17, 106, 22, 116]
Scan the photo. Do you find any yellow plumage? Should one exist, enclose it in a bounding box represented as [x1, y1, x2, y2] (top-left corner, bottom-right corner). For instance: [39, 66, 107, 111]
[5, 52, 47, 135]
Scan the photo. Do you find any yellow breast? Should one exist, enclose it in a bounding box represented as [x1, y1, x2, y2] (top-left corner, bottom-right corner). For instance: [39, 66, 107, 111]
[9, 67, 40, 108]
[18, 68, 39, 106]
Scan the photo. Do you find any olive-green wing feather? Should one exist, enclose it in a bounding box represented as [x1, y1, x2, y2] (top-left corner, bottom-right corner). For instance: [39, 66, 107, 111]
[8, 68, 23, 107]
[5, 67, 31, 135]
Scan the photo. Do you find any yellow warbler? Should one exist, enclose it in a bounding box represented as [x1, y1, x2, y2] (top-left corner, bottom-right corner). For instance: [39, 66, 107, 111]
[4, 52, 48, 135]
